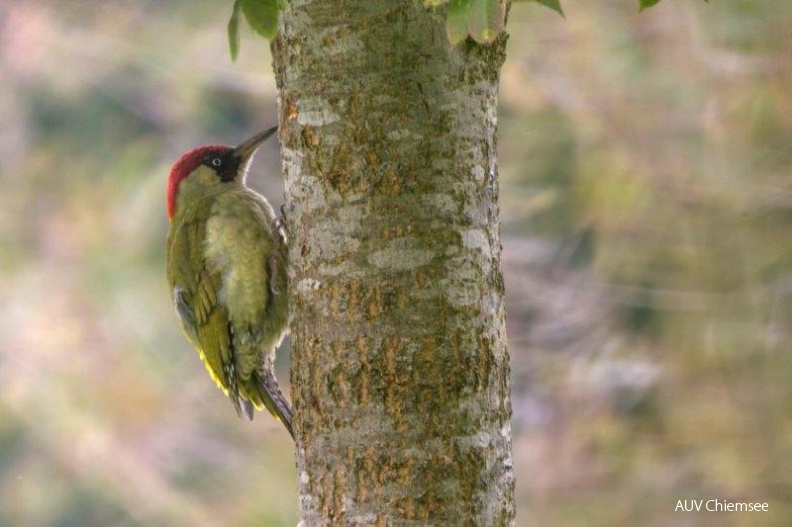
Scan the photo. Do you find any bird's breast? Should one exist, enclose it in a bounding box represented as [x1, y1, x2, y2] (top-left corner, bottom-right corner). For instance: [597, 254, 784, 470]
[204, 193, 278, 326]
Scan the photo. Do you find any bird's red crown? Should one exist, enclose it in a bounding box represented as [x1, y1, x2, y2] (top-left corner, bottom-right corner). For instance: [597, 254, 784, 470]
[167, 144, 229, 219]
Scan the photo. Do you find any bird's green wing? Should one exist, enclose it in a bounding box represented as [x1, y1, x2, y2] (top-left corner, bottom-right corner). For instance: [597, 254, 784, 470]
[167, 214, 239, 409]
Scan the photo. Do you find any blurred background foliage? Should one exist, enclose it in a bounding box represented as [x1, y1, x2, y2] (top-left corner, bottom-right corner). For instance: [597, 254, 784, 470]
[0, 0, 790, 525]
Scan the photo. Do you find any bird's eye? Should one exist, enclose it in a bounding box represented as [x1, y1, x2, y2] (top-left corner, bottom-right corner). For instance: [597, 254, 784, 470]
[211, 158, 222, 167]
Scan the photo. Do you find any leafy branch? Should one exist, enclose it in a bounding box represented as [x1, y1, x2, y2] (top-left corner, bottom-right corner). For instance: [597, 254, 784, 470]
[228, 0, 290, 61]
[227, 0, 710, 59]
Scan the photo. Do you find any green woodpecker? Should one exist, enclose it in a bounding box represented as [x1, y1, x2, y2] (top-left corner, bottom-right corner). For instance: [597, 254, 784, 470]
[166, 126, 293, 439]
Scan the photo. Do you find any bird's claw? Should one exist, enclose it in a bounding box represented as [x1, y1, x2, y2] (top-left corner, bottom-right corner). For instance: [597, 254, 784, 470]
[275, 204, 288, 243]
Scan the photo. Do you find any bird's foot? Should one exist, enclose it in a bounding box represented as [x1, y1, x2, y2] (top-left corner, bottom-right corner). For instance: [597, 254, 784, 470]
[275, 204, 288, 244]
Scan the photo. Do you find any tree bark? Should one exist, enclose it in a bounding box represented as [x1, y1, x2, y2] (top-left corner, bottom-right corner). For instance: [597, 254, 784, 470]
[271, 1, 513, 524]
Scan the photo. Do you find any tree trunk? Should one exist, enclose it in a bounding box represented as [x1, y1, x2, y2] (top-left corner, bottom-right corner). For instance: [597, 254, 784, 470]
[271, 1, 513, 524]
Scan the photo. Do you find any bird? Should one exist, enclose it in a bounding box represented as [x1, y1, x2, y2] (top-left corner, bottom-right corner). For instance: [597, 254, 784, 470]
[165, 126, 293, 439]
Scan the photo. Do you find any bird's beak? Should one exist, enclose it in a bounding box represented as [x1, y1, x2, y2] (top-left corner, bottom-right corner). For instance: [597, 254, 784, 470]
[233, 125, 278, 161]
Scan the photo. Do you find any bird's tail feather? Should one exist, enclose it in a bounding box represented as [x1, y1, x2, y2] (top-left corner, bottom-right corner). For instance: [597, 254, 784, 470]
[254, 370, 294, 439]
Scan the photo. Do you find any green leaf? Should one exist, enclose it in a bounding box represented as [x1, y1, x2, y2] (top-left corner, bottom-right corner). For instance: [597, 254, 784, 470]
[639, 0, 662, 10]
[532, 0, 564, 17]
[241, 0, 279, 39]
[228, 0, 242, 61]
[468, 0, 504, 45]
[447, 0, 473, 45]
